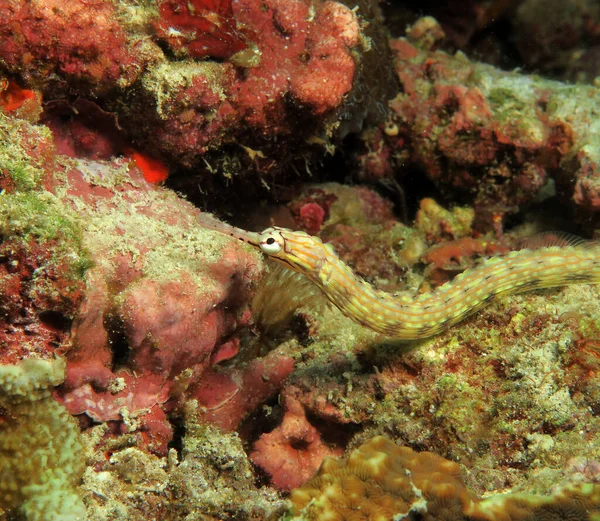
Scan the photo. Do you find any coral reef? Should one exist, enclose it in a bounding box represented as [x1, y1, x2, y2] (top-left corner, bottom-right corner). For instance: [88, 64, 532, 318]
[0, 0, 374, 177]
[272, 278, 600, 497]
[287, 183, 421, 292]
[515, 0, 600, 83]
[2, 0, 600, 519]
[81, 412, 286, 521]
[120, 0, 367, 169]
[0, 0, 154, 94]
[0, 357, 86, 521]
[0, 117, 88, 364]
[370, 17, 600, 228]
[192, 349, 296, 431]
[1, 108, 296, 460]
[287, 435, 600, 521]
[49, 160, 273, 451]
[154, 0, 247, 60]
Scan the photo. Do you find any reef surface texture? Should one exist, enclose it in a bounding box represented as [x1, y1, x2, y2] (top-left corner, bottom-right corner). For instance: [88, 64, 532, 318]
[1, 1, 600, 521]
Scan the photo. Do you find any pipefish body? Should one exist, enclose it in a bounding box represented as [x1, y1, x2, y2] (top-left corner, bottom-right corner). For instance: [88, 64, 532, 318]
[198, 213, 600, 340]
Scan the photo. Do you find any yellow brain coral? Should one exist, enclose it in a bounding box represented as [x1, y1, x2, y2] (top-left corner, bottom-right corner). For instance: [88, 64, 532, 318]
[288, 435, 600, 521]
[0, 357, 86, 521]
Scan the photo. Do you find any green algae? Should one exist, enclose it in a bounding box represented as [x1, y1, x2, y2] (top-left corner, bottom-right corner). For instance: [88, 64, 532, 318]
[1, 191, 81, 245]
[142, 61, 229, 119]
[0, 117, 51, 191]
[0, 118, 93, 284]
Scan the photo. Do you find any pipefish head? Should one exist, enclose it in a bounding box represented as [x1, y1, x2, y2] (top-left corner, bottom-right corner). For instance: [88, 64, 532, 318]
[197, 213, 328, 275]
[254, 227, 329, 275]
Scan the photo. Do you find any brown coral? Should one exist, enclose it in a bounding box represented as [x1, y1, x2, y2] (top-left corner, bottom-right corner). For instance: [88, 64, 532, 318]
[289, 436, 600, 521]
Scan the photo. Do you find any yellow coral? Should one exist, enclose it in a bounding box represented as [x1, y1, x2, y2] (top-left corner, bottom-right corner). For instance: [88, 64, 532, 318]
[287, 436, 600, 521]
[0, 357, 86, 521]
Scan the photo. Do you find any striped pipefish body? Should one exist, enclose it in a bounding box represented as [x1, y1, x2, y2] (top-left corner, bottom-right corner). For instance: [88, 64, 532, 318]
[198, 213, 600, 340]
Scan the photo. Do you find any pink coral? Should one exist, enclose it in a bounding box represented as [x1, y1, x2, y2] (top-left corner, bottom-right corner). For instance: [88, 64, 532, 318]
[192, 350, 296, 431]
[251, 388, 343, 490]
[119, 0, 362, 167]
[234, 0, 360, 127]
[286, 1, 360, 115]
[37, 161, 273, 453]
[61, 271, 241, 423]
[142, 65, 238, 161]
[298, 203, 326, 234]
[1, 0, 363, 172]
[0, 238, 84, 364]
[387, 34, 550, 230]
[0, 0, 148, 92]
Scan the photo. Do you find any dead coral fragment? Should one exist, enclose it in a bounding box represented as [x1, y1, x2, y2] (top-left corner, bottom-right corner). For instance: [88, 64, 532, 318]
[288, 436, 600, 521]
[0, 358, 86, 521]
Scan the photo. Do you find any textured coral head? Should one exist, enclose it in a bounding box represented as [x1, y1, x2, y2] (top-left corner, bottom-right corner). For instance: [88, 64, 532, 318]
[257, 227, 328, 276]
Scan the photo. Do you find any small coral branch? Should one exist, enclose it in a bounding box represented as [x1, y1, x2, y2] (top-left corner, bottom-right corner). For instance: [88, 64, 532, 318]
[0, 358, 86, 521]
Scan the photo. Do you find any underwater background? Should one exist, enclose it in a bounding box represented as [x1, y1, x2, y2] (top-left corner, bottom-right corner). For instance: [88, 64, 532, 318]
[1, 0, 600, 519]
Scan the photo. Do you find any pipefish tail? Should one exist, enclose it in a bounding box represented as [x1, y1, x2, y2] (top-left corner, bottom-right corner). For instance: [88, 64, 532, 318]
[197, 213, 600, 340]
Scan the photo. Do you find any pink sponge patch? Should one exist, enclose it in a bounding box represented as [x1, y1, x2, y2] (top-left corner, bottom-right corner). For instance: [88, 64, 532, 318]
[298, 202, 326, 234]
[251, 389, 342, 490]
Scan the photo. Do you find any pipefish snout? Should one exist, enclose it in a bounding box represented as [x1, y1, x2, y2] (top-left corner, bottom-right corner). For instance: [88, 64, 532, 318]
[197, 213, 600, 340]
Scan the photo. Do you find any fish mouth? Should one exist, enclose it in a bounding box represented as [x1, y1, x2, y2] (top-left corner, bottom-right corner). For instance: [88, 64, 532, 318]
[197, 213, 261, 246]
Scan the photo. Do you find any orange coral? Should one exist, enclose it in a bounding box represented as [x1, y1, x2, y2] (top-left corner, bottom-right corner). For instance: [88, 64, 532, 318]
[128, 150, 169, 184]
[0, 79, 41, 121]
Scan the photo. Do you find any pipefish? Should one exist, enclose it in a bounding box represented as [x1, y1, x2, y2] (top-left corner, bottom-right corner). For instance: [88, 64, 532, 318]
[198, 213, 600, 340]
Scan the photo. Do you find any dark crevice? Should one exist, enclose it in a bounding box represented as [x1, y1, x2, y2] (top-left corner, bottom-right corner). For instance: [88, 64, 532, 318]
[38, 310, 71, 332]
[103, 313, 130, 370]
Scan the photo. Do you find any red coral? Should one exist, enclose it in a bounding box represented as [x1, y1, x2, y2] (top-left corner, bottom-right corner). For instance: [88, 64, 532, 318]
[358, 128, 396, 181]
[250, 389, 343, 490]
[155, 0, 247, 60]
[144, 67, 238, 162]
[192, 350, 295, 431]
[387, 35, 550, 230]
[96, 0, 363, 169]
[39, 163, 269, 453]
[422, 237, 508, 287]
[286, 1, 360, 115]
[288, 188, 338, 231]
[128, 151, 170, 184]
[0, 239, 84, 364]
[0, 79, 35, 112]
[59, 262, 254, 424]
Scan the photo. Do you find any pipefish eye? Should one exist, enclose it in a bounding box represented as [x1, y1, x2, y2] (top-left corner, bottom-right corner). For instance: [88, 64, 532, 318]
[259, 234, 282, 254]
